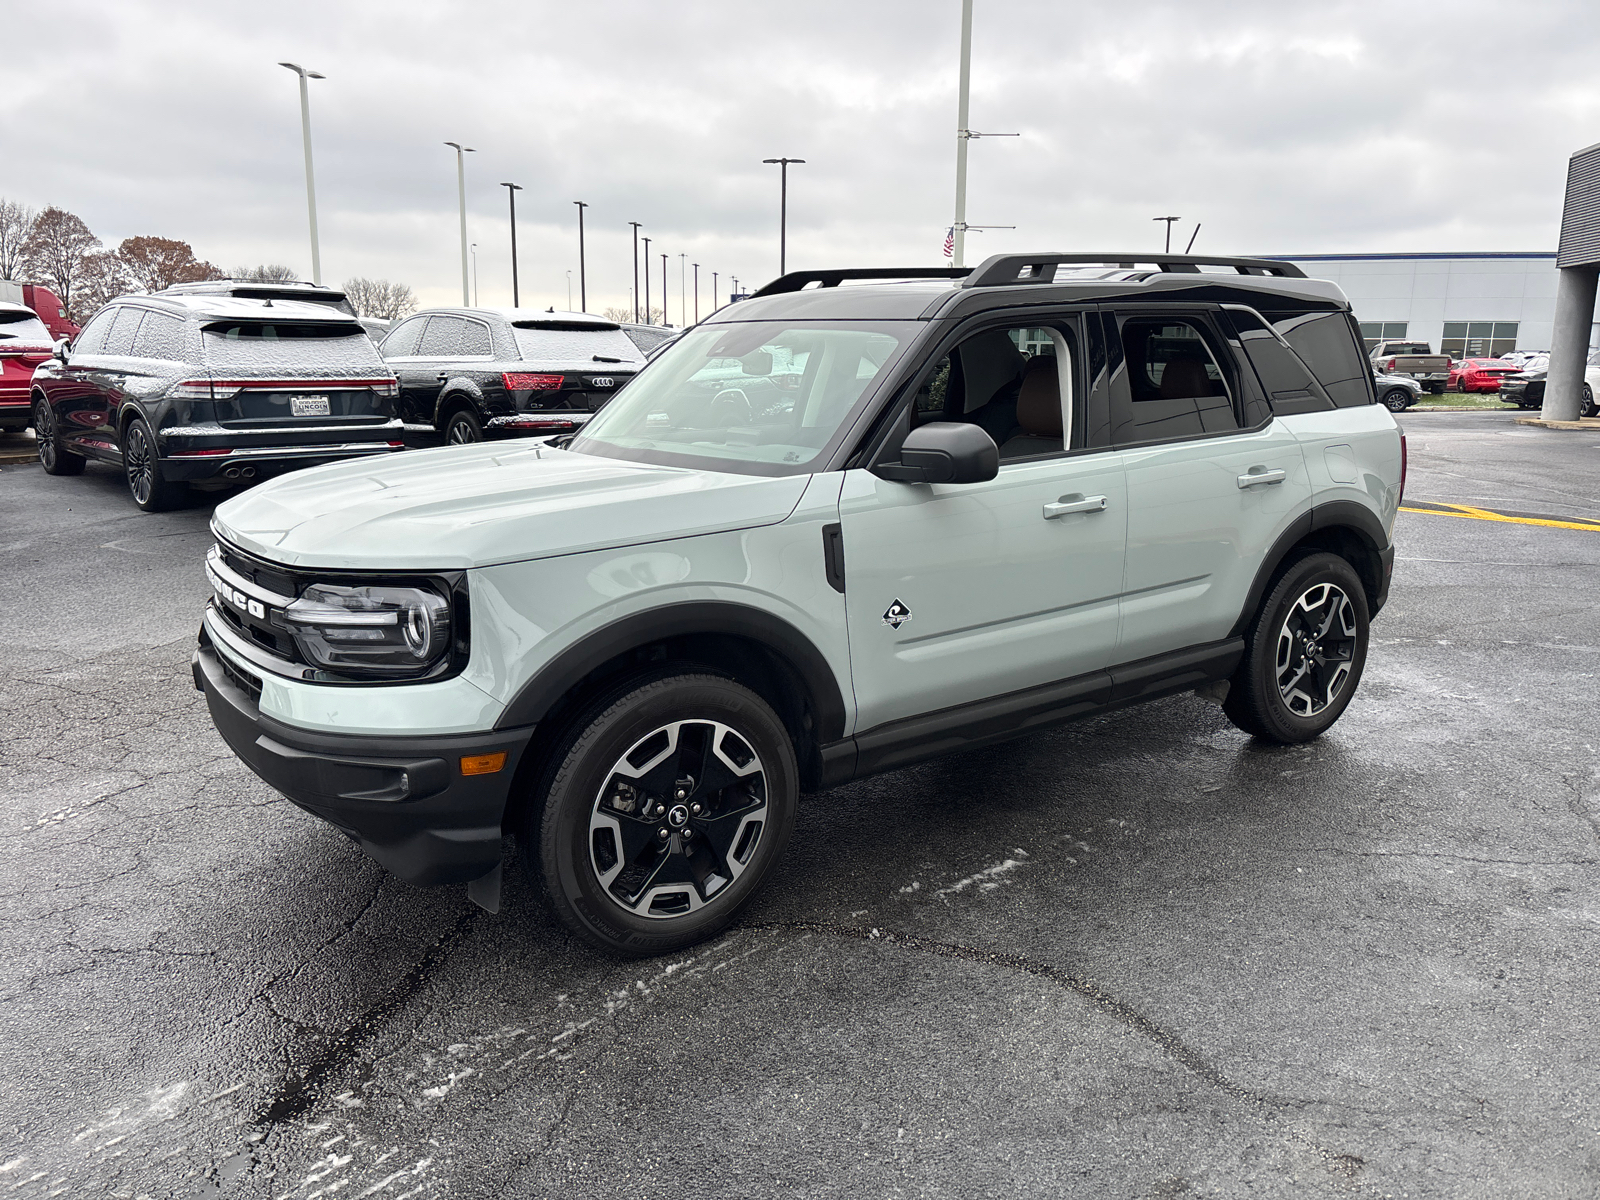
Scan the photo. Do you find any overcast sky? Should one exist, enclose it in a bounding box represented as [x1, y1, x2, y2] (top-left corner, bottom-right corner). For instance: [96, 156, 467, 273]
[5, 0, 1598, 316]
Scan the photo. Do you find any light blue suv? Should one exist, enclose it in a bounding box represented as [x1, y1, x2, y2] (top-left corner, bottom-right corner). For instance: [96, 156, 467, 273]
[194, 253, 1403, 956]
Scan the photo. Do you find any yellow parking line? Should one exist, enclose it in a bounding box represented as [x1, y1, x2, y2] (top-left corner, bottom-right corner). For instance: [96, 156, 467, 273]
[1400, 502, 1600, 533]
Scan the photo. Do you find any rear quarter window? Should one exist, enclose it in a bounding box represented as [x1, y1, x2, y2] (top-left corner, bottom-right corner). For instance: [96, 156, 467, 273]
[1223, 308, 1334, 415]
[201, 322, 382, 369]
[1274, 312, 1375, 408]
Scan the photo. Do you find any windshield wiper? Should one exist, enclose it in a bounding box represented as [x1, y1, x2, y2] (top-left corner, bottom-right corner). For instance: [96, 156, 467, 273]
[592, 355, 624, 363]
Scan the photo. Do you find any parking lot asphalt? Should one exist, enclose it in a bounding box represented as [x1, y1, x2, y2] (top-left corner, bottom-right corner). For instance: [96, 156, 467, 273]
[2, 410, 1599, 1199]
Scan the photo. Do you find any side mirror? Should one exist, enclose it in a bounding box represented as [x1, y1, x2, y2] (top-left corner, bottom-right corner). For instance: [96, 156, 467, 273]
[739, 349, 772, 376]
[52, 336, 70, 360]
[873, 421, 999, 485]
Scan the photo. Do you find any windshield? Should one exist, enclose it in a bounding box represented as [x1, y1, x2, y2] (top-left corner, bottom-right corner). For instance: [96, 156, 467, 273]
[570, 320, 919, 474]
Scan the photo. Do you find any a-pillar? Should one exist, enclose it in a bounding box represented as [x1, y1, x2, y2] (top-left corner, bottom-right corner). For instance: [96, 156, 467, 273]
[1542, 265, 1598, 421]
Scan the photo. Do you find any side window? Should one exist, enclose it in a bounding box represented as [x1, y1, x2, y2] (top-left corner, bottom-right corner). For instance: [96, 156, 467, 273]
[132, 311, 187, 360]
[909, 323, 1077, 460]
[457, 319, 492, 357]
[1274, 312, 1374, 408]
[70, 309, 116, 356]
[103, 307, 145, 356]
[380, 316, 428, 357]
[1224, 307, 1335, 416]
[1109, 315, 1238, 444]
[418, 317, 468, 357]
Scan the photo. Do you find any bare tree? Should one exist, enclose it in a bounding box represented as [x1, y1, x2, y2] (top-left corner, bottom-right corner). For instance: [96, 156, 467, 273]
[0, 198, 38, 279]
[341, 277, 418, 320]
[229, 264, 300, 282]
[601, 305, 635, 323]
[75, 252, 134, 321]
[21, 207, 100, 316]
[117, 236, 225, 292]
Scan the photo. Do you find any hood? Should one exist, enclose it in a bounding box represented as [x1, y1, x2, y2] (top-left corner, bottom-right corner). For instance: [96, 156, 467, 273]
[211, 443, 812, 571]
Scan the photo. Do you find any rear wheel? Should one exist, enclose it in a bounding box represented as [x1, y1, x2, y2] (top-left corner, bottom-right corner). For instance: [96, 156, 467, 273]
[1223, 551, 1370, 744]
[33, 398, 85, 476]
[121, 417, 186, 512]
[1381, 388, 1412, 413]
[525, 672, 798, 957]
[1581, 384, 1597, 419]
[444, 407, 483, 444]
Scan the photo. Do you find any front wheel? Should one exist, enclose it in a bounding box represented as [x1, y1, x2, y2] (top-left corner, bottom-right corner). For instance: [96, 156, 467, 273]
[121, 417, 186, 512]
[1223, 551, 1370, 744]
[525, 673, 798, 957]
[34, 398, 85, 475]
[1581, 384, 1597, 419]
[1381, 388, 1412, 413]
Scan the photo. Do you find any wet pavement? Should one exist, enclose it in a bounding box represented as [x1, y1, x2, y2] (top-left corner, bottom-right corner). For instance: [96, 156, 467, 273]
[2, 410, 1598, 1199]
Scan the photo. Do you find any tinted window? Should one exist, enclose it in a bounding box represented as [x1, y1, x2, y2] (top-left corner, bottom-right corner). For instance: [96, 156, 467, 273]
[418, 316, 474, 357]
[0, 311, 52, 345]
[380, 316, 428, 357]
[103, 307, 145, 356]
[1225, 308, 1334, 416]
[200, 322, 381, 369]
[71, 309, 116, 356]
[621, 325, 676, 354]
[512, 321, 644, 364]
[458, 319, 492, 357]
[1111, 315, 1238, 443]
[132, 311, 187, 360]
[1274, 312, 1373, 408]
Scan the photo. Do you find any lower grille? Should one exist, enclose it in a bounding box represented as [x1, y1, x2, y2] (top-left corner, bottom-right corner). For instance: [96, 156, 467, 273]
[217, 648, 263, 705]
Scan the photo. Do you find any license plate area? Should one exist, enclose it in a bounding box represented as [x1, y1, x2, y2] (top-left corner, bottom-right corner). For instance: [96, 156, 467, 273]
[291, 395, 331, 417]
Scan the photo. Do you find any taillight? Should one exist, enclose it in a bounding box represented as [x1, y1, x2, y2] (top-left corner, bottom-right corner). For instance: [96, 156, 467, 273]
[1398, 432, 1407, 505]
[172, 380, 216, 399]
[371, 378, 399, 398]
[503, 372, 563, 391]
[1385, 358, 1397, 370]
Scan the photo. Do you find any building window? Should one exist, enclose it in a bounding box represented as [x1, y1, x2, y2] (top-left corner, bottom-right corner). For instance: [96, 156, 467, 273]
[1358, 321, 1408, 353]
[1441, 321, 1518, 359]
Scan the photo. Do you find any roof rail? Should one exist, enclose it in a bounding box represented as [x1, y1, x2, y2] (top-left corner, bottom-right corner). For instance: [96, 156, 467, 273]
[961, 253, 1307, 287]
[751, 267, 971, 297]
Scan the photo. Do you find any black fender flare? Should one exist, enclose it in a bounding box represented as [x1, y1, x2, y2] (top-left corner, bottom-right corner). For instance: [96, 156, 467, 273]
[1229, 501, 1391, 638]
[493, 600, 849, 743]
[432, 382, 488, 428]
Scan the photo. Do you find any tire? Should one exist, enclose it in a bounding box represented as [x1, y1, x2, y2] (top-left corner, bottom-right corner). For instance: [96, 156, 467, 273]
[443, 406, 483, 445]
[524, 672, 799, 957]
[33, 397, 85, 476]
[1425, 383, 1444, 395]
[1581, 384, 1597, 419]
[1223, 551, 1370, 745]
[1381, 389, 1412, 413]
[121, 416, 186, 512]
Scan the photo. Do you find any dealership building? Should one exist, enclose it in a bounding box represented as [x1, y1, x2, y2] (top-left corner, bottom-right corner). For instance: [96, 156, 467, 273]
[1267, 252, 1586, 358]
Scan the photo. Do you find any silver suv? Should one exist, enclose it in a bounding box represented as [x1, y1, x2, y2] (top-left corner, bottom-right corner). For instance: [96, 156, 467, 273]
[193, 253, 1403, 957]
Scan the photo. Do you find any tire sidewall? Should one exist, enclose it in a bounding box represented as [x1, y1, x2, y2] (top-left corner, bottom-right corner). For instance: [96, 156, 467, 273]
[1240, 552, 1371, 742]
[1382, 389, 1410, 413]
[534, 674, 798, 957]
[444, 407, 482, 444]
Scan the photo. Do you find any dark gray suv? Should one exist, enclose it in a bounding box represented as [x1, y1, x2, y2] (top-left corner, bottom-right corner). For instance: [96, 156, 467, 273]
[31, 295, 404, 511]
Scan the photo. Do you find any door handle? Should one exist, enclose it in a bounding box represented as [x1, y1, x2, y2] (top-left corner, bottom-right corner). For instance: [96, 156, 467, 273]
[1237, 467, 1287, 489]
[1043, 493, 1108, 519]
[435, 373, 449, 381]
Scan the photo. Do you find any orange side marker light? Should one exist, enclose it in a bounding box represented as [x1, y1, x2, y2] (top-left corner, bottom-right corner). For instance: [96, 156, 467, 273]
[460, 752, 507, 776]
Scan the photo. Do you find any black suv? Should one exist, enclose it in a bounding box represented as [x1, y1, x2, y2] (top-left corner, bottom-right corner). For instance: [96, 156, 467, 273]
[378, 308, 646, 443]
[30, 295, 403, 511]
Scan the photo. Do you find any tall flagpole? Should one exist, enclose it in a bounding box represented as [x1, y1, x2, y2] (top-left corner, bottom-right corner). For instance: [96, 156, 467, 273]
[952, 0, 974, 269]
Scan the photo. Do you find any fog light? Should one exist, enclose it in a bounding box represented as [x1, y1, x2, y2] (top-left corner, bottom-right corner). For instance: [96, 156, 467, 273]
[460, 752, 506, 776]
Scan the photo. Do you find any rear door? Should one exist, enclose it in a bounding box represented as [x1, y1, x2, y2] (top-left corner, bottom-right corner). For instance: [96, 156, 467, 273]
[410, 315, 494, 424]
[377, 315, 431, 423]
[47, 307, 118, 458]
[1105, 306, 1312, 665]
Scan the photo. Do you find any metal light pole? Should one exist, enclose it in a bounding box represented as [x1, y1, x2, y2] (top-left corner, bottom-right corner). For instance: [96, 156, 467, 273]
[660, 253, 668, 325]
[762, 157, 805, 276]
[444, 142, 475, 305]
[501, 182, 523, 307]
[693, 263, 700, 323]
[951, 0, 973, 269]
[573, 201, 589, 312]
[678, 254, 687, 326]
[565, 270, 572, 310]
[1154, 216, 1181, 253]
[628, 222, 642, 322]
[641, 236, 652, 323]
[713, 271, 719, 311]
[278, 63, 325, 285]
[470, 243, 478, 306]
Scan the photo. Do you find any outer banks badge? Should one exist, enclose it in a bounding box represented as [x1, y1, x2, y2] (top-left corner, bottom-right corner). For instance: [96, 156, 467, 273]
[882, 598, 912, 629]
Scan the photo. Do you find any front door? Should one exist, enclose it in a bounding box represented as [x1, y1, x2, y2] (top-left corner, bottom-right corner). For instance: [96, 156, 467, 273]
[839, 314, 1128, 735]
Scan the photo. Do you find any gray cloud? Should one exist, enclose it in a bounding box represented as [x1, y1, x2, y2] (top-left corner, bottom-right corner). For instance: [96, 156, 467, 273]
[4, 0, 1596, 314]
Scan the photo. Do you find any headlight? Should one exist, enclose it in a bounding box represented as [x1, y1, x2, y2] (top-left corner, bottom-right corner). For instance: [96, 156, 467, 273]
[281, 582, 453, 678]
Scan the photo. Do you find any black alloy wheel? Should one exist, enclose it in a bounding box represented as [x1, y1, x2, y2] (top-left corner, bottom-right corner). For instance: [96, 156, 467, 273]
[34, 398, 84, 476]
[1381, 388, 1412, 413]
[121, 417, 185, 512]
[444, 408, 483, 444]
[1582, 384, 1597, 419]
[526, 672, 798, 957]
[1223, 551, 1370, 744]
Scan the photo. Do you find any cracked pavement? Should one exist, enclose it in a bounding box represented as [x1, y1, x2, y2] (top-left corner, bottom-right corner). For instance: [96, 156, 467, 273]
[2, 415, 1599, 1198]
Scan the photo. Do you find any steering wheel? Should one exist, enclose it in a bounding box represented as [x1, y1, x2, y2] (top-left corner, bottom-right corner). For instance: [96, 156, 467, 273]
[708, 387, 752, 426]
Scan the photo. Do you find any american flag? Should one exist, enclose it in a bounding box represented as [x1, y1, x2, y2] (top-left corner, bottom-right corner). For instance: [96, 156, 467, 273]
[942, 227, 955, 258]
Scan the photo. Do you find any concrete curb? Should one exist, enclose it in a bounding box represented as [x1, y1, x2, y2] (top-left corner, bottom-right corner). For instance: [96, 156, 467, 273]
[0, 452, 37, 466]
[1407, 405, 1519, 413]
[1513, 416, 1600, 430]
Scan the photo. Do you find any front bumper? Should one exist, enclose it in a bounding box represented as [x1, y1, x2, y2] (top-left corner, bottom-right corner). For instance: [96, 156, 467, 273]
[194, 635, 534, 886]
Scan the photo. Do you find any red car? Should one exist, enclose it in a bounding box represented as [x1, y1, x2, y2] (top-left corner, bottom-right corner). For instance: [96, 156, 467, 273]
[0, 301, 58, 432]
[1449, 357, 1520, 393]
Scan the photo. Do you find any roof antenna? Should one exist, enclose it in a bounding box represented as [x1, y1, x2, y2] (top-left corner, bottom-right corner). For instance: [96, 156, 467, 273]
[264, 297, 274, 307]
[1185, 223, 1202, 254]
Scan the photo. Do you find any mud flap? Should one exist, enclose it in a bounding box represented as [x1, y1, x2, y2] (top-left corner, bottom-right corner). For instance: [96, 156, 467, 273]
[467, 861, 503, 914]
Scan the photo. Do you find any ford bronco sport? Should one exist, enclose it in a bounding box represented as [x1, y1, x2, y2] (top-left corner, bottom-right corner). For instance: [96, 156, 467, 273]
[194, 253, 1403, 957]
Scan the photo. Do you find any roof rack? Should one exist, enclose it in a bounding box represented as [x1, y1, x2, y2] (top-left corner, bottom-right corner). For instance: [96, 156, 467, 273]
[751, 267, 971, 297]
[962, 253, 1307, 287]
